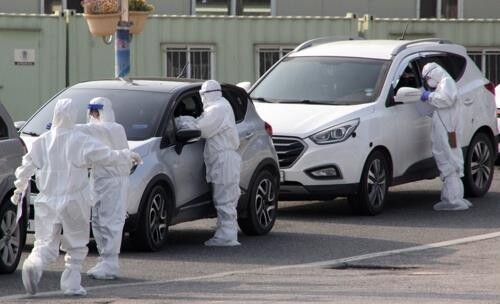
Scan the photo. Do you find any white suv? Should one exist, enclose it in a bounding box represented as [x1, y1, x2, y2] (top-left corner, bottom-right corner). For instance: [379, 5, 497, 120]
[245, 38, 498, 215]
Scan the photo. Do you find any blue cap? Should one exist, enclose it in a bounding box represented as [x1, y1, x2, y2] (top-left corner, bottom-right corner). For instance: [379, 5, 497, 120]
[88, 103, 104, 111]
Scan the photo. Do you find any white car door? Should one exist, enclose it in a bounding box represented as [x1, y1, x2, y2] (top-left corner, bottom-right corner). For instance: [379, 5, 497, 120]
[389, 57, 433, 178]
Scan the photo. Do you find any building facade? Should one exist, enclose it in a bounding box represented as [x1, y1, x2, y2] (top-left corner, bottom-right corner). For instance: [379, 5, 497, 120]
[2, 0, 500, 19]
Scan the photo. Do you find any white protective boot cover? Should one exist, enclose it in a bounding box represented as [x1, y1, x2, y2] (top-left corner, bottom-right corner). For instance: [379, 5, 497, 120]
[60, 265, 87, 296]
[433, 173, 473, 211]
[205, 182, 241, 247]
[22, 256, 43, 295]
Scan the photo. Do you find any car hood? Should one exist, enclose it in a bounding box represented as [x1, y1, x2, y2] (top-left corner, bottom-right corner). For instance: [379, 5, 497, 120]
[254, 102, 374, 138]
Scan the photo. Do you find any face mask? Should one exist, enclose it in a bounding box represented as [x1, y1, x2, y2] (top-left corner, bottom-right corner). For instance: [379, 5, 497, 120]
[427, 78, 438, 88]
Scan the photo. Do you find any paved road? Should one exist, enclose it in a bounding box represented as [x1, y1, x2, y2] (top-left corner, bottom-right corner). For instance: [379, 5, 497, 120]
[1, 168, 499, 303]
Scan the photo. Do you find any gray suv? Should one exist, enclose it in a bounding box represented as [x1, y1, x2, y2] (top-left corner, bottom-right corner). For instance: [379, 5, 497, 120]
[0, 101, 28, 273]
[19, 78, 280, 251]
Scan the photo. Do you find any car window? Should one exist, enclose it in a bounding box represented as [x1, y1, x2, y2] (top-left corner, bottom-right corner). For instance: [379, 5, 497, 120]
[0, 116, 8, 139]
[250, 56, 390, 105]
[417, 53, 466, 81]
[394, 61, 422, 94]
[21, 88, 171, 141]
[222, 89, 248, 123]
[173, 94, 203, 118]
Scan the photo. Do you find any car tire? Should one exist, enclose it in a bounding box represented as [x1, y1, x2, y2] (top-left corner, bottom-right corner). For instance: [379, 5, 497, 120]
[238, 169, 278, 236]
[348, 150, 389, 216]
[131, 185, 170, 252]
[0, 199, 25, 274]
[463, 132, 495, 197]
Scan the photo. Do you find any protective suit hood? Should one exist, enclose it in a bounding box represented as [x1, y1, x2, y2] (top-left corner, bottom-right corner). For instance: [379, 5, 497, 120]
[52, 98, 77, 129]
[422, 62, 449, 88]
[88, 97, 116, 123]
[199, 80, 222, 107]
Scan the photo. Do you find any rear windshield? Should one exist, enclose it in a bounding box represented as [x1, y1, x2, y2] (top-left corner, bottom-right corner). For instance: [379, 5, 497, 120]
[251, 56, 390, 105]
[21, 88, 170, 141]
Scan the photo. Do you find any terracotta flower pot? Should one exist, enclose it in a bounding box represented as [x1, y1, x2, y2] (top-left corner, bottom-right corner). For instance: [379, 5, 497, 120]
[129, 11, 150, 34]
[83, 13, 121, 37]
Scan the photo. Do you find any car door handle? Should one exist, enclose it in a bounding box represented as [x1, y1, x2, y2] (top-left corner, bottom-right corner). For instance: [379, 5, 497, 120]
[464, 98, 473, 105]
[244, 132, 254, 140]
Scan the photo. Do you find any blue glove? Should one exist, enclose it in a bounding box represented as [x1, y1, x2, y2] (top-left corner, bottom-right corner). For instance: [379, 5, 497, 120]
[421, 91, 431, 102]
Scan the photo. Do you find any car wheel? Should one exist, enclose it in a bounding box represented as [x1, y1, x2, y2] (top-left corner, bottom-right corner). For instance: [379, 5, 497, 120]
[0, 200, 24, 274]
[238, 169, 278, 236]
[348, 150, 389, 215]
[131, 185, 170, 251]
[463, 132, 495, 197]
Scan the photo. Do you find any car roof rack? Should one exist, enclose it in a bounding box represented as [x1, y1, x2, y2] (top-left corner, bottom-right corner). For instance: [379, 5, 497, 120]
[293, 36, 362, 53]
[391, 38, 452, 56]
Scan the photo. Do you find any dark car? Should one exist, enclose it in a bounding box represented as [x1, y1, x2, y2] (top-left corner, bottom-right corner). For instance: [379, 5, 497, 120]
[0, 100, 28, 273]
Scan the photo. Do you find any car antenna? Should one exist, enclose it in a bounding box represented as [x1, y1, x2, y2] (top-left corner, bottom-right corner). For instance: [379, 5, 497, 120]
[399, 22, 409, 40]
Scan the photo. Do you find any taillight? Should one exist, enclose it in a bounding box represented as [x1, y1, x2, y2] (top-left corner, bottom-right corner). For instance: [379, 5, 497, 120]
[485, 82, 495, 95]
[264, 122, 273, 136]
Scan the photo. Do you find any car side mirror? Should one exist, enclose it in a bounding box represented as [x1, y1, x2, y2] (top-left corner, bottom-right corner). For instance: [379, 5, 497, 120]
[236, 81, 252, 92]
[175, 129, 201, 154]
[14, 121, 26, 131]
[394, 87, 421, 103]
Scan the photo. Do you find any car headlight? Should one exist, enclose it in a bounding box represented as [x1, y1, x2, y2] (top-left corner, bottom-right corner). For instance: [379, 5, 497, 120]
[310, 118, 360, 145]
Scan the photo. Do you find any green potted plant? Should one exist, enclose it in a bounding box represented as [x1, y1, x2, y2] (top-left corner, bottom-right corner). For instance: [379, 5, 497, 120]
[128, 0, 155, 34]
[81, 0, 121, 36]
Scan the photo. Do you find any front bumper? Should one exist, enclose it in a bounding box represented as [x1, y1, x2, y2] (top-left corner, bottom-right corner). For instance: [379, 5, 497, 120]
[279, 182, 358, 200]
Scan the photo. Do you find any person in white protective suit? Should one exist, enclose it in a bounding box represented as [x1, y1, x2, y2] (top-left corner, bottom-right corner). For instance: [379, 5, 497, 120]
[76, 97, 131, 280]
[420, 62, 472, 211]
[10, 98, 141, 296]
[178, 80, 242, 246]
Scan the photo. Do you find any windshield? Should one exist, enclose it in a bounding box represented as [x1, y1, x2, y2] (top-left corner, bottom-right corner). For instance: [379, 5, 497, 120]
[21, 88, 170, 140]
[251, 56, 390, 105]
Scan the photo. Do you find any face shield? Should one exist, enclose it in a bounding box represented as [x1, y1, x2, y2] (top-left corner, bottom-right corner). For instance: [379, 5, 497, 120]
[87, 103, 104, 123]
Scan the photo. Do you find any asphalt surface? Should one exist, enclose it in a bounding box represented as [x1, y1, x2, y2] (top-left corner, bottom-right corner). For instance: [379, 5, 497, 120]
[1, 168, 499, 303]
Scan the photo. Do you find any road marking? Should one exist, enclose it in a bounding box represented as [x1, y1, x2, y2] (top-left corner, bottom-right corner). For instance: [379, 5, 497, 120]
[2, 231, 500, 300]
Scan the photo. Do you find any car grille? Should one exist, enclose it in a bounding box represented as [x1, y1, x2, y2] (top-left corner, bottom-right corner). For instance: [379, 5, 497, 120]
[272, 137, 306, 168]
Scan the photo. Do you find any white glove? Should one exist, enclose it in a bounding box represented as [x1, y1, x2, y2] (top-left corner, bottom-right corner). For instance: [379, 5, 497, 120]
[131, 152, 143, 165]
[10, 190, 23, 206]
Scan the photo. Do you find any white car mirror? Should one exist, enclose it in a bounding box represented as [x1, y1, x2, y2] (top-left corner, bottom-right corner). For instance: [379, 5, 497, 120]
[236, 81, 252, 92]
[394, 87, 421, 103]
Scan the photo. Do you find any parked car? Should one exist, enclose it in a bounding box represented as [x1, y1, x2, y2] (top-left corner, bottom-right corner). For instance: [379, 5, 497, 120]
[0, 100, 28, 273]
[242, 38, 498, 215]
[19, 78, 280, 251]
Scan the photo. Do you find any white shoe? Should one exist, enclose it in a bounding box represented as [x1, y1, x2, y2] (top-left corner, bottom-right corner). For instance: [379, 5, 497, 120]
[63, 286, 87, 296]
[204, 237, 240, 247]
[22, 261, 41, 295]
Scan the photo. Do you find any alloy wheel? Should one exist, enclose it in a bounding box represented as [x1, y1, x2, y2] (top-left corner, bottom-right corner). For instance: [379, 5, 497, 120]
[149, 192, 168, 246]
[0, 209, 20, 268]
[366, 158, 387, 209]
[470, 140, 491, 190]
[254, 178, 276, 229]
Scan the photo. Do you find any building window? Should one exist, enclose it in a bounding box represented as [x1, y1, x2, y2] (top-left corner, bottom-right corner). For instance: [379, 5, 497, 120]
[241, 0, 271, 16]
[256, 45, 295, 78]
[164, 45, 215, 80]
[418, 0, 462, 18]
[468, 49, 500, 85]
[195, 0, 230, 15]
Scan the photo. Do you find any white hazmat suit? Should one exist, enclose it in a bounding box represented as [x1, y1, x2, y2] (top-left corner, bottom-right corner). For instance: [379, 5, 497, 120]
[77, 97, 130, 280]
[187, 80, 241, 246]
[11, 98, 140, 296]
[420, 63, 472, 211]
